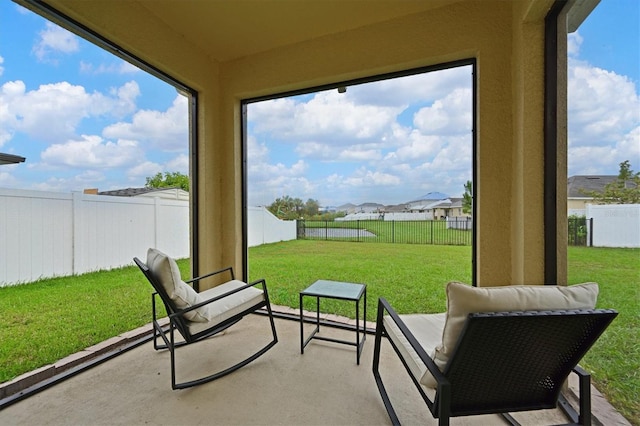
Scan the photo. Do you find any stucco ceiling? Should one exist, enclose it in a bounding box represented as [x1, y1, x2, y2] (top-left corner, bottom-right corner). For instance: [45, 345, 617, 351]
[134, 0, 459, 62]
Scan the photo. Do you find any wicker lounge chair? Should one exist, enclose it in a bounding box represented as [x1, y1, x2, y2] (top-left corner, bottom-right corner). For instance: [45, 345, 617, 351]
[372, 282, 617, 426]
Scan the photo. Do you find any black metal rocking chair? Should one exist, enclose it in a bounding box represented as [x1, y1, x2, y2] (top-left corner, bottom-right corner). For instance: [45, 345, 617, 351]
[373, 297, 617, 426]
[134, 251, 278, 390]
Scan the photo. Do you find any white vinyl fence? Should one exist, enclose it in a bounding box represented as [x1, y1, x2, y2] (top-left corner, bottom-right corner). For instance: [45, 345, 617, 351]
[247, 206, 296, 247]
[586, 204, 640, 248]
[0, 188, 296, 286]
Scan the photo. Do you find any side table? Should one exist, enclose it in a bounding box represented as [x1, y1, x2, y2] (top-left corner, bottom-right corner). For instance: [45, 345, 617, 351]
[299, 279, 367, 364]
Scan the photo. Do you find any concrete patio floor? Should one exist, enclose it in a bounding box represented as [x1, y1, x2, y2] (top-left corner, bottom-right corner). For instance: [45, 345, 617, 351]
[0, 309, 630, 425]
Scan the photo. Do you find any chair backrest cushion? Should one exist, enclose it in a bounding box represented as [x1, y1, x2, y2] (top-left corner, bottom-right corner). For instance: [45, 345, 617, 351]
[420, 281, 598, 387]
[146, 248, 210, 322]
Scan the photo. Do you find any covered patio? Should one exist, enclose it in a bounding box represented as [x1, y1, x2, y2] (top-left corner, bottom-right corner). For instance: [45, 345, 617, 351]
[6, 0, 623, 424]
[0, 312, 627, 425]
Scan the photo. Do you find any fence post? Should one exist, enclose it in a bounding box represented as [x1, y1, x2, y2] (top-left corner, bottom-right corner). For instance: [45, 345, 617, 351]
[588, 218, 593, 247]
[154, 197, 160, 249]
[72, 191, 82, 275]
[430, 220, 434, 244]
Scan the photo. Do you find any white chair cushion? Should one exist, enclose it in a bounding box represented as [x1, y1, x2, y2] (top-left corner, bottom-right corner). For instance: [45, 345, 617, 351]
[146, 248, 210, 322]
[418, 281, 599, 388]
[185, 280, 265, 335]
[383, 313, 445, 386]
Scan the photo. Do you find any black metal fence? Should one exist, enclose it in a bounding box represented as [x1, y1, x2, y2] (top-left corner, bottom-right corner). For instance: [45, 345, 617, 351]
[297, 219, 472, 245]
[298, 218, 593, 247]
[568, 217, 592, 246]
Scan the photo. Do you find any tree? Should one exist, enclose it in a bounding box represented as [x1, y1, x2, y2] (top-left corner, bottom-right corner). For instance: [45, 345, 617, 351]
[145, 172, 190, 192]
[304, 198, 320, 216]
[267, 195, 321, 219]
[462, 180, 473, 214]
[587, 160, 640, 204]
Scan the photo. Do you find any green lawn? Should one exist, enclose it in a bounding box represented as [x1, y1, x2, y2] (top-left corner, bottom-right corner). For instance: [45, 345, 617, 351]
[0, 241, 637, 423]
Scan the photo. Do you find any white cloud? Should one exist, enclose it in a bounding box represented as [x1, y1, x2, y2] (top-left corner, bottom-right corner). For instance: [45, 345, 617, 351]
[413, 88, 472, 135]
[0, 80, 140, 144]
[247, 162, 313, 206]
[0, 169, 20, 187]
[569, 61, 638, 145]
[29, 170, 107, 193]
[107, 81, 141, 118]
[384, 133, 443, 162]
[80, 60, 141, 75]
[166, 153, 189, 174]
[40, 135, 143, 168]
[247, 67, 475, 205]
[343, 168, 401, 187]
[569, 126, 640, 175]
[337, 148, 382, 162]
[102, 94, 188, 151]
[567, 32, 583, 58]
[33, 22, 79, 63]
[250, 91, 403, 144]
[568, 55, 640, 175]
[348, 65, 472, 107]
[127, 161, 163, 181]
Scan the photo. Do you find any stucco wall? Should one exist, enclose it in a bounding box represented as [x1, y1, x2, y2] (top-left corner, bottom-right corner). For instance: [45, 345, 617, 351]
[219, 1, 552, 286]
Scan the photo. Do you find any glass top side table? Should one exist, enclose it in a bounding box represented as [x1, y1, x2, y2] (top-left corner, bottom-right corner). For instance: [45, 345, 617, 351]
[299, 279, 367, 364]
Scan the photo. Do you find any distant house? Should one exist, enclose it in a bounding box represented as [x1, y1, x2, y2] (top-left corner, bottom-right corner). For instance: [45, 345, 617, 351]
[567, 175, 617, 215]
[84, 187, 190, 201]
[408, 197, 469, 219]
[402, 192, 469, 219]
[336, 202, 384, 214]
[337, 192, 470, 219]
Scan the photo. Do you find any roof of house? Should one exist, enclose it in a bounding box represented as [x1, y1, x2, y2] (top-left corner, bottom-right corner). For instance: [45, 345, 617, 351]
[567, 175, 617, 198]
[96, 187, 189, 200]
[0, 153, 26, 165]
[97, 187, 165, 197]
[409, 192, 450, 203]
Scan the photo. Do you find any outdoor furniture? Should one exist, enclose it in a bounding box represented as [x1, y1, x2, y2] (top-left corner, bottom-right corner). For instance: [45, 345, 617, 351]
[133, 248, 278, 390]
[300, 280, 367, 364]
[372, 282, 617, 426]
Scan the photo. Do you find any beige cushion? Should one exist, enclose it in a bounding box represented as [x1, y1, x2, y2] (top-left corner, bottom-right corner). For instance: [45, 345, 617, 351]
[146, 248, 210, 322]
[185, 280, 265, 335]
[383, 313, 445, 386]
[419, 281, 599, 388]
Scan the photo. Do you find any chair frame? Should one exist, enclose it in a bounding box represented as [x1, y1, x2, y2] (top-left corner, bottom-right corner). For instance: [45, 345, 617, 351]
[134, 257, 278, 390]
[372, 297, 617, 426]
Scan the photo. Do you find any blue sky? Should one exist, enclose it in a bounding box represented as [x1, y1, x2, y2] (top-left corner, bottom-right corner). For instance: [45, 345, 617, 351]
[1, 0, 638, 207]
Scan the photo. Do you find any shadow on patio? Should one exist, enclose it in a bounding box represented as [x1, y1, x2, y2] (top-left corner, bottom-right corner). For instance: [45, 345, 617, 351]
[0, 309, 628, 425]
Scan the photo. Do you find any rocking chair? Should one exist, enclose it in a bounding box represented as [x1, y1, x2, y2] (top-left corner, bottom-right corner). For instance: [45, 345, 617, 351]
[134, 248, 278, 390]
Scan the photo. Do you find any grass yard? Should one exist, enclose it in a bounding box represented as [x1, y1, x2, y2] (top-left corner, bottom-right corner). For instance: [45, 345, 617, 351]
[0, 241, 637, 422]
[248, 241, 471, 316]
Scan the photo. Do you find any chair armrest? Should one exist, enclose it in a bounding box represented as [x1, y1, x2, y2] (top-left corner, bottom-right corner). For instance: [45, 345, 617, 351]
[185, 266, 235, 285]
[377, 297, 449, 386]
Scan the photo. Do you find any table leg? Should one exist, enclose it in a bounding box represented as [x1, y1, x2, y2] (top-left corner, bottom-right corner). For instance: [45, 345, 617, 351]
[356, 297, 360, 365]
[316, 296, 320, 332]
[299, 292, 304, 354]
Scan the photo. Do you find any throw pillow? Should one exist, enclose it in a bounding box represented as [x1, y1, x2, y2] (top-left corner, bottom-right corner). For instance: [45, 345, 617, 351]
[146, 248, 210, 322]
